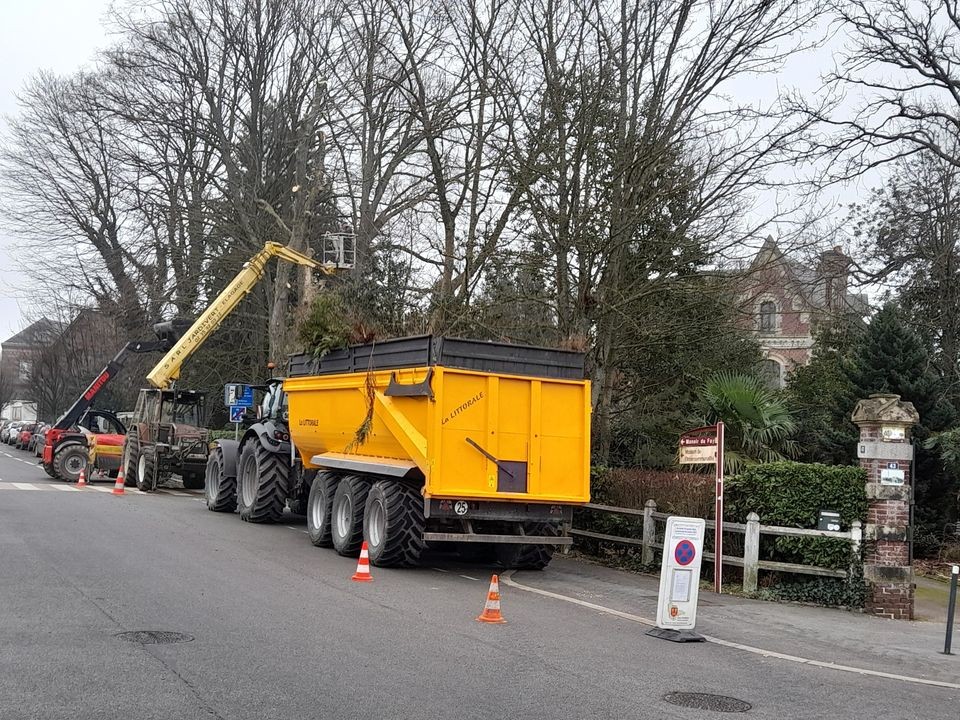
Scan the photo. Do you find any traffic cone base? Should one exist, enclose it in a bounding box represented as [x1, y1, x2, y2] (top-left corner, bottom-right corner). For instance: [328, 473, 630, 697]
[352, 541, 373, 582]
[477, 574, 507, 624]
[112, 469, 126, 495]
[77, 467, 87, 488]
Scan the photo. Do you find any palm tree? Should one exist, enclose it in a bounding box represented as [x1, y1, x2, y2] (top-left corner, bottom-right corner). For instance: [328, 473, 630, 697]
[701, 371, 798, 473]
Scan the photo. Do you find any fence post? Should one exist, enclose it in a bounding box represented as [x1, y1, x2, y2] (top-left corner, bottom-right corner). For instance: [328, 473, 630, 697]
[743, 512, 760, 593]
[850, 519, 863, 580]
[642, 499, 657, 566]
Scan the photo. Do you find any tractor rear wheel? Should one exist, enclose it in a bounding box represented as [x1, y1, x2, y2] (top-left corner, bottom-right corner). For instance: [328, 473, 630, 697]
[205, 448, 237, 513]
[363, 480, 425, 567]
[237, 442, 288, 523]
[330, 475, 370, 557]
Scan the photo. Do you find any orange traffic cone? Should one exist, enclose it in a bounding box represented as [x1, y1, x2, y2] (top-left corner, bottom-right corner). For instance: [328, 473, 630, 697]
[77, 466, 87, 488]
[476, 574, 507, 624]
[351, 541, 374, 582]
[112, 468, 125, 495]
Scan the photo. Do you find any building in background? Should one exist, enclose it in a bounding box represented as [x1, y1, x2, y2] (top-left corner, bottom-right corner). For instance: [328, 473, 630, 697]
[0, 318, 59, 421]
[737, 237, 868, 388]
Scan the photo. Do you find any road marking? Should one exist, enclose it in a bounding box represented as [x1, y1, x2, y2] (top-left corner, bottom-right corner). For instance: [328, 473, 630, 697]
[51, 485, 81, 492]
[501, 572, 960, 691]
[458, 574, 480, 581]
[11, 482, 44, 491]
[432, 567, 451, 573]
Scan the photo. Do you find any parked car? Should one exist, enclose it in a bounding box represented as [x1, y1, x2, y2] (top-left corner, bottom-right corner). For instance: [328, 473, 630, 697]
[16, 423, 37, 450]
[4, 422, 23, 444]
[30, 424, 49, 455]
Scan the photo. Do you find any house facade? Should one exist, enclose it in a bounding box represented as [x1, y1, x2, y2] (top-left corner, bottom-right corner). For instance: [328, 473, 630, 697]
[737, 237, 868, 387]
[0, 318, 59, 421]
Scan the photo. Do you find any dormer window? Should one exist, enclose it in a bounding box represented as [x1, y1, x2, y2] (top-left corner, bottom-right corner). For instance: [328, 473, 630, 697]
[759, 301, 777, 332]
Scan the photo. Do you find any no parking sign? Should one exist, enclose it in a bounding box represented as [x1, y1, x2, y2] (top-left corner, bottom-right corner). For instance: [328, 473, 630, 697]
[655, 516, 706, 632]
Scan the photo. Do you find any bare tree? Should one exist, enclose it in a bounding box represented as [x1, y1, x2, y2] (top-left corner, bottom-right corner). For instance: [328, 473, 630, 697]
[804, 0, 960, 177]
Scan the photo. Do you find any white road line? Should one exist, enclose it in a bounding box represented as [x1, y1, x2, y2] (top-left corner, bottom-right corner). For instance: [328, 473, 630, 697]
[51, 485, 80, 492]
[90, 487, 113, 493]
[458, 574, 480, 581]
[432, 567, 451, 573]
[10, 482, 40, 491]
[501, 572, 960, 691]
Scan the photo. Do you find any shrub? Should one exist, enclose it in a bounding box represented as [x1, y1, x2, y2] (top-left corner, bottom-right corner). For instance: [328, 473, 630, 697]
[726, 461, 867, 571]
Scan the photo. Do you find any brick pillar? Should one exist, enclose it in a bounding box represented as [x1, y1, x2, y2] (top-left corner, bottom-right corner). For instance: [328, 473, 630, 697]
[851, 394, 919, 620]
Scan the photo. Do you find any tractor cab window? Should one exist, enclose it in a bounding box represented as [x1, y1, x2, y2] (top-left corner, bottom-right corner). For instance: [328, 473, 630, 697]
[82, 414, 124, 435]
[260, 383, 283, 420]
[160, 395, 203, 426]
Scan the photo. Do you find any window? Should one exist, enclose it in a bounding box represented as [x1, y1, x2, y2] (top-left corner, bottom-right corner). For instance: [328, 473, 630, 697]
[759, 301, 777, 332]
[18, 360, 32, 381]
[761, 359, 784, 389]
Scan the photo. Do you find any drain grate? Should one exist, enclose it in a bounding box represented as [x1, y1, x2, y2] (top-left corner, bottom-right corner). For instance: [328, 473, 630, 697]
[663, 692, 751, 713]
[116, 630, 194, 645]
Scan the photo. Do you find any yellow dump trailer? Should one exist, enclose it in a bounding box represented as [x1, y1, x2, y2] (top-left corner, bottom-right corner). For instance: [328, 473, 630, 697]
[282, 336, 590, 568]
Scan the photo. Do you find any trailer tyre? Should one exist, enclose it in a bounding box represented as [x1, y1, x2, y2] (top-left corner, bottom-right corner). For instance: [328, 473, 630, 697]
[307, 472, 339, 547]
[54, 445, 88, 483]
[205, 448, 237, 513]
[363, 480, 426, 567]
[237, 442, 288, 523]
[121, 431, 139, 487]
[495, 522, 560, 571]
[330, 475, 371, 557]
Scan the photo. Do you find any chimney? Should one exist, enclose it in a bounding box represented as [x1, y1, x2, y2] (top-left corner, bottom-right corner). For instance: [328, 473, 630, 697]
[818, 246, 850, 313]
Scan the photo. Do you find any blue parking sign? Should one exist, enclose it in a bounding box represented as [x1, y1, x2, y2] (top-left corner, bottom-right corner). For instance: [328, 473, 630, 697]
[229, 405, 246, 423]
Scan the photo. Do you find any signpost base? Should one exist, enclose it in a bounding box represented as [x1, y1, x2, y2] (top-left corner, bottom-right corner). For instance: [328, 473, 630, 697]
[645, 627, 705, 643]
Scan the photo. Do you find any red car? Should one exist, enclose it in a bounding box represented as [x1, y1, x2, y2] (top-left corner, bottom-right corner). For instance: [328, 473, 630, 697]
[16, 423, 37, 450]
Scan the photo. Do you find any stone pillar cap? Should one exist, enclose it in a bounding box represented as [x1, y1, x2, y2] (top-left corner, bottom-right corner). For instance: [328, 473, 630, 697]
[851, 394, 920, 426]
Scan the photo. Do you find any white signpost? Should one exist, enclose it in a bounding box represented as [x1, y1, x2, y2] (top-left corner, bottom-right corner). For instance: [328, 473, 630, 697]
[648, 516, 706, 643]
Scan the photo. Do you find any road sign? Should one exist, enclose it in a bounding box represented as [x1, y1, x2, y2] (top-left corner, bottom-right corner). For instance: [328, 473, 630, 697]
[229, 405, 246, 423]
[674, 539, 696, 566]
[679, 433, 717, 464]
[224, 384, 254, 408]
[655, 516, 706, 632]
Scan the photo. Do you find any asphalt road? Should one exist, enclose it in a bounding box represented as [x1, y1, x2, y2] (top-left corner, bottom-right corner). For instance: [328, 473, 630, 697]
[0, 448, 955, 720]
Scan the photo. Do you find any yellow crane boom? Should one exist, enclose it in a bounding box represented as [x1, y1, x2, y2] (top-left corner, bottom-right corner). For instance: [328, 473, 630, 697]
[146, 241, 333, 389]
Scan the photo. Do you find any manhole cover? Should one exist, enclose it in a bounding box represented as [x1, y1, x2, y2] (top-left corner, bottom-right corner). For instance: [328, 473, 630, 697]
[116, 631, 194, 645]
[663, 692, 751, 713]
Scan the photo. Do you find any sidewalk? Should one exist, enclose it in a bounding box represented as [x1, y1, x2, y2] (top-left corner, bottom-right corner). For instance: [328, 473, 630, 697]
[513, 555, 960, 686]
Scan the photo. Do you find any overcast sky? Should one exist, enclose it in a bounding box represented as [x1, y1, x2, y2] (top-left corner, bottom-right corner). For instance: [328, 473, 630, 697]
[0, 0, 111, 341]
[0, 2, 868, 343]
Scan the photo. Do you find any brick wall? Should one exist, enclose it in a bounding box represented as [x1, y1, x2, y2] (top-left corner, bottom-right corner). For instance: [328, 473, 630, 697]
[867, 583, 914, 621]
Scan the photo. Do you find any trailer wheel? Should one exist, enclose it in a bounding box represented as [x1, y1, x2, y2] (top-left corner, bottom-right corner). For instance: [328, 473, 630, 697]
[306, 472, 338, 547]
[237, 442, 288, 523]
[495, 522, 560, 571]
[137, 449, 158, 492]
[121, 431, 139, 487]
[330, 475, 370, 557]
[205, 448, 236, 513]
[54, 445, 88, 483]
[363, 480, 426, 567]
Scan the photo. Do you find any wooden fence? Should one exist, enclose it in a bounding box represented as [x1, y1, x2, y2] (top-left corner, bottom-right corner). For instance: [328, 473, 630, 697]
[567, 499, 862, 593]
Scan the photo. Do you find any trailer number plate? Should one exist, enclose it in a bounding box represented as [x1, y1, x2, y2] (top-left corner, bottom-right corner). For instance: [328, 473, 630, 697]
[454, 501, 469, 516]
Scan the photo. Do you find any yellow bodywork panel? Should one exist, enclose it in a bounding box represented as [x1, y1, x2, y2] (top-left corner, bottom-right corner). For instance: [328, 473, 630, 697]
[284, 366, 591, 505]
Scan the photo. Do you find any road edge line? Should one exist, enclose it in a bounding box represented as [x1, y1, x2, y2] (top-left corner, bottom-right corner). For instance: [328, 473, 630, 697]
[501, 571, 960, 691]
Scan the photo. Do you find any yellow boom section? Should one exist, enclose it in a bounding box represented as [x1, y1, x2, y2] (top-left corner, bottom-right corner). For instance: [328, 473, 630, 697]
[146, 242, 331, 389]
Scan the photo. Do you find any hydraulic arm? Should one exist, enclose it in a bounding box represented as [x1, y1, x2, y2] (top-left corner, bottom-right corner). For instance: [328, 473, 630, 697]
[145, 242, 333, 389]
